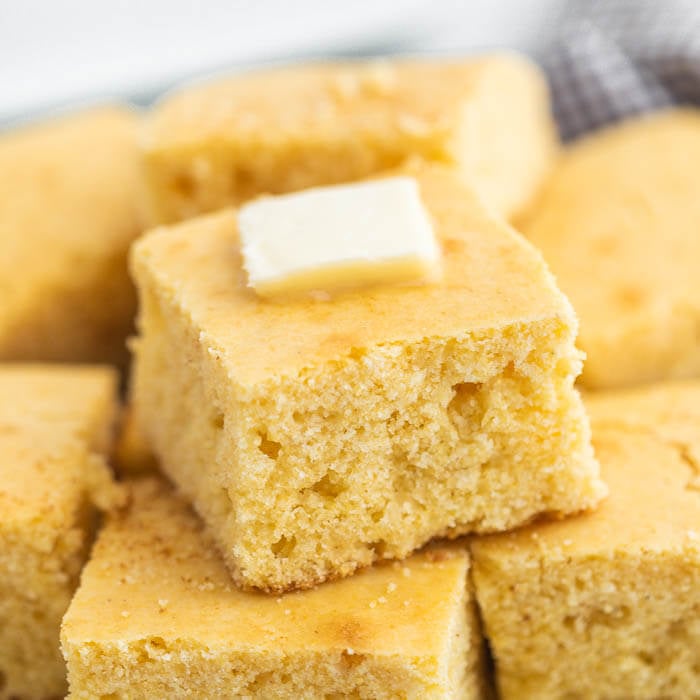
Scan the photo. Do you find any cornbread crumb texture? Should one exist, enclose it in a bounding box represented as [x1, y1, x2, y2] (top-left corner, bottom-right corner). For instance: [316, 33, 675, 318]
[142, 53, 557, 224]
[62, 478, 484, 700]
[0, 105, 142, 365]
[523, 108, 700, 389]
[471, 381, 700, 700]
[0, 365, 119, 700]
[130, 163, 604, 592]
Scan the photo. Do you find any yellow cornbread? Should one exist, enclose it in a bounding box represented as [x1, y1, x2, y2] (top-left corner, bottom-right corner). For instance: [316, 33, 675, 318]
[522, 108, 700, 389]
[62, 478, 485, 700]
[141, 53, 557, 225]
[0, 365, 121, 699]
[130, 164, 605, 592]
[0, 106, 141, 366]
[471, 381, 700, 700]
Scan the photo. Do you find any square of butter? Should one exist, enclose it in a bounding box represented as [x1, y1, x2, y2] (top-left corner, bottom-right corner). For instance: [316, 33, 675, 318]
[129, 163, 604, 593]
[141, 54, 558, 225]
[62, 478, 486, 700]
[0, 365, 119, 699]
[239, 177, 440, 298]
[472, 381, 700, 700]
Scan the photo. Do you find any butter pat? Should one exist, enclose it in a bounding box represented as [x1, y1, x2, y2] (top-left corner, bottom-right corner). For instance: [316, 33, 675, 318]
[239, 177, 441, 299]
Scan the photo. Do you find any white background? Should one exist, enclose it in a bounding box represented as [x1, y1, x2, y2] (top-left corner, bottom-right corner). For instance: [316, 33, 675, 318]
[0, 0, 566, 125]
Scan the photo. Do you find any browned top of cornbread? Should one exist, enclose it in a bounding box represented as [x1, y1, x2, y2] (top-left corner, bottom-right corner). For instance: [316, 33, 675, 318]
[472, 381, 700, 560]
[63, 477, 470, 657]
[0, 106, 141, 330]
[131, 164, 572, 386]
[0, 365, 119, 529]
[144, 54, 542, 153]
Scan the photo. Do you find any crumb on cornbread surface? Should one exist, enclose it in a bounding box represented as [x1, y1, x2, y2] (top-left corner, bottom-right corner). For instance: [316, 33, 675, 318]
[0, 106, 142, 366]
[61, 477, 484, 700]
[471, 381, 700, 699]
[0, 365, 121, 699]
[522, 108, 700, 389]
[129, 163, 604, 593]
[141, 53, 557, 224]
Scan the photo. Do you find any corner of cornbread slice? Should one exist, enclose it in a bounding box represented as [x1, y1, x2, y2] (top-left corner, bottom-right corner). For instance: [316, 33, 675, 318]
[129, 163, 604, 592]
[0, 364, 120, 699]
[62, 477, 485, 699]
[471, 380, 700, 699]
[522, 108, 700, 389]
[0, 105, 142, 365]
[140, 52, 557, 224]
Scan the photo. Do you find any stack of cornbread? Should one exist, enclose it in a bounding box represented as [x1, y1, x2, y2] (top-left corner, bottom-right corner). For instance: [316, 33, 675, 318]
[0, 53, 698, 700]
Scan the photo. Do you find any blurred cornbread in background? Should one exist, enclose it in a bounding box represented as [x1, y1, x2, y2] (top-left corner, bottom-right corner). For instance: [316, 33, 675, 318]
[140, 53, 557, 225]
[0, 107, 142, 367]
[0, 365, 121, 699]
[522, 108, 700, 390]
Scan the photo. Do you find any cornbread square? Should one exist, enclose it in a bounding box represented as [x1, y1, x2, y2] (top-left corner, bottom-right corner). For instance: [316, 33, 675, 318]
[0, 106, 141, 366]
[141, 53, 557, 225]
[522, 108, 700, 389]
[471, 381, 700, 700]
[0, 365, 120, 699]
[130, 164, 604, 592]
[62, 478, 485, 700]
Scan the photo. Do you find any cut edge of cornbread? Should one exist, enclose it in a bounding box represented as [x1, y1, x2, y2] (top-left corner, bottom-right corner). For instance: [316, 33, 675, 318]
[134, 315, 605, 593]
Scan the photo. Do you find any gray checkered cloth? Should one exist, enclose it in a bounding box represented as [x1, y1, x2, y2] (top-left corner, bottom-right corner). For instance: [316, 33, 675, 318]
[543, 0, 700, 140]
